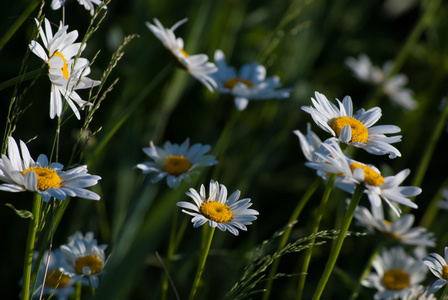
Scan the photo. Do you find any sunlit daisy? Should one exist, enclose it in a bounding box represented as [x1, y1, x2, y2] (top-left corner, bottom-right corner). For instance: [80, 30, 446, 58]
[0, 136, 101, 202]
[301, 91, 402, 158]
[212, 49, 291, 110]
[362, 247, 428, 300]
[345, 54, 417, 110]
[135, 138, 218, 189]
[60, 231, 108, 288]
[422, 247, 448, 294]
[51, 0, 107, 16]
[146, 18, 217, 92]
[354, 205, 435, 247]
[177, 180, 259, 236]
[29, 18, 101, 119]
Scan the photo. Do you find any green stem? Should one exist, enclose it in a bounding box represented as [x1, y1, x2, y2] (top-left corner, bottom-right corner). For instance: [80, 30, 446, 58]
[311, 184, 364, 300]
[440, 283, 448, 300]
[75, 281, 82, 300]
[262, 177, 322, 300]
[161, 210, 179, 300]
[21, 193, 42, 300]
[188, 226, 216, 300]
[0, 69, 43, 92]
[296, 175, 336, 300]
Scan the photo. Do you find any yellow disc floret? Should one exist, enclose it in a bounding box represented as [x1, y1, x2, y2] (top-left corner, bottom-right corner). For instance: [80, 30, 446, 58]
[179, 48, 189, 58]
[349, 162, 384, 186]
[382, 269, 410, 290]
[330, 116, 368, 143]
[200, 201, 233, 223]
[45, 269, 70, 288]
[224, 78, 254, 90]
[51, 51, 70, 80]
[442, 265, 448, 280]
[21, 166, 61, 191]
[164, 155, 191, 176]
[75, 255, 103, 275]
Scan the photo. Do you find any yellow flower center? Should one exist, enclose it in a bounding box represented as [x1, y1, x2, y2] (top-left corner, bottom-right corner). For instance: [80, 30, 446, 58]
[349, 162, 384, 186]
[51, 51, 70, 80]
[384, 220, 391, 226]
[75, 255, 103, 275]
[224, 78, 254, 89]
[382, 269, 410, 290]
[180, 48, 189, 58]
[199, 201, 233, 223]
[45, 269, 70, 288]
[21, 166, 61, 191]
[164, 155, 191, 176]
[330, 116, 368, 143]
[442, 265, 448, 280]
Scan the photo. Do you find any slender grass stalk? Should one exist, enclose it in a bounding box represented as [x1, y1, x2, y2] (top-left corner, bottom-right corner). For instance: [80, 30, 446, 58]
[441, 283, 448, 300]
[21, 193, 42, 300]
[161, 209, 180, 300]
[262, 177, 322, 300]
[189, 226, 216, 300]
[295, 174, 336, 300]
[74, 281, 82, 300]
[311, 184, 364, 300]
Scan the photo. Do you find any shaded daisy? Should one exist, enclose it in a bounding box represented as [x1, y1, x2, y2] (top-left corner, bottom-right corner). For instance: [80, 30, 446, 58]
[438, 188, 448, 210]
[401, 285, 436, 300]
[212, 49, 291, 110]
[301, 91, 402, 158]
[362, 246, 428, 300]
[293, 123, 322, 162]
[177, 180, 259, 236]
[51, 0, 107, 15]
[29, 18, 101, 119]
[0, 136, 101, 202]
[345, 54, 417, 110]
[146, 18, 217, 92]
[135, 138, 218, 189]
[422, 247, 448, 294]
[354, 205, 435, 247]
[60, 231, 108, 288]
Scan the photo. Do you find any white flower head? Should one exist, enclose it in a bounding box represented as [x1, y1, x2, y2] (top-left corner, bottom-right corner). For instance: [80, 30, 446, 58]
[301, 91, 402, 158]
[135, 138, 218, 189]
[60, 231, 108, 288]
[362, 247, 428, 300]
[145, 18, 217, 92]
[51, 0, 107, 16]
[212, 49, 291, 111]
[0, 137, 101, 202]
[401, 285, 436, 300]
[29, 18, 101, 119]
[423, 247, 448, 294]
[177, 180, 259, 236]
[293, 123, 323, 162]
[438, 188, 448, 210]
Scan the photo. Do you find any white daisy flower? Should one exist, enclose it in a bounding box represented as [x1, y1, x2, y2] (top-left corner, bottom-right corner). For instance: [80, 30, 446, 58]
[362, 247, 428, 300]
[51, 0, 107, 16]
[354, 205, 435, 247]
[0, 136, 101, 202]
[293, 123, 322, 162]
[301, 91, 402, 158]
[422, 247, 448, 294]
[135, 138, 218, 189]
[345, 54, 417, 110]
[438, 188, 448, 210]
[29, 18, 101, 119]
[60, 231, 108, 289]
[177, 180, 259, 236]
[306, 139, 420, 216]
[145, 18, 217, 92]
[211, 49, 291, 111]
[401, 285, 436, 300]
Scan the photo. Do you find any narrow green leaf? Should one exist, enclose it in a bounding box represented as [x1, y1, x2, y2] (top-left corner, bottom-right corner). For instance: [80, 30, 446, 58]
[5, 203, 33, 219]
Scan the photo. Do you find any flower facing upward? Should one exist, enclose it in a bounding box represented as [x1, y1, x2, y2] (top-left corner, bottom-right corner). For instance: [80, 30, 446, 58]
[60, 231, 108, 288]
[29, 18, 101, 119]
[146, 18, 217, 92]
[0, 137, 101, 202]
[301, 91, 402, 158]
[135, 138, 218, 189]
[423, 247, 448, 294]
[177, 180, 259, 236]
[362, 247, 428, 300]
[212, 49, 291, 110]
[51, 0, 107, 15]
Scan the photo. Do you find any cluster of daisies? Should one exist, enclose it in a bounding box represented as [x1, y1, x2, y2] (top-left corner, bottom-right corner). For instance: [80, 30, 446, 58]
[295, 91, 447, 298]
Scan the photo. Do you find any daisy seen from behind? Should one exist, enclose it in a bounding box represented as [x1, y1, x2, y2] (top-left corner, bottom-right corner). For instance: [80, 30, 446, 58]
[0, 136, 101, 202]
[293, 122, 322, 163]
[146, 18, 217, 92]
[60, 231, 108, 288]
[301, 91, 402, 158]
[29, 18, 101, 119]
[212, 49, 291, 111]
[177, 180, 259, 236]
[51, 0, 107, 15]
[422, 247, 448, 294]
[135, 138, 218, 189]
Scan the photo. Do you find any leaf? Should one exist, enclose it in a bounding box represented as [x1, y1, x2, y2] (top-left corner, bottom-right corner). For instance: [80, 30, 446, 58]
[5, 203, 33, 219]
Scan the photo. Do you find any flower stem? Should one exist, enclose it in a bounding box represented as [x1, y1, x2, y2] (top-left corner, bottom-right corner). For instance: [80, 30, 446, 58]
[311, 184, 364, 300]
[21, 193, 42, 300]
[188, 226, 216, 300]
[296, 174, 336, 300]
[161, 209, 180, 300]
[440, 283, 448, 300]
